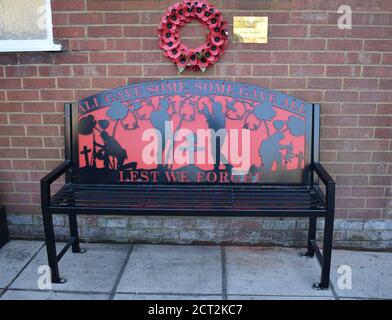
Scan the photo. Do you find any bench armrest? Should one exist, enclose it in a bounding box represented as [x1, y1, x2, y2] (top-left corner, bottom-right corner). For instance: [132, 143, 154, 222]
[313, 162, 335, 211]
[41, 161, 72, 208]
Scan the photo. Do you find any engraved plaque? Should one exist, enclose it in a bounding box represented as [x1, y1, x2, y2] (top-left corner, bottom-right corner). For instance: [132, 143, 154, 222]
[233, 16, 268, 44]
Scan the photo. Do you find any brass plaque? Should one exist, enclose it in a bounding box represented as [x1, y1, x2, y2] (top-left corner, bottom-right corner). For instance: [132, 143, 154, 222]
[233, 16, 268, 44]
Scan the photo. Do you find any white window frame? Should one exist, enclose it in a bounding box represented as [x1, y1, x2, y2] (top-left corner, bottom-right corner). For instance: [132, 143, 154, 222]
[0, 0, 61, 52]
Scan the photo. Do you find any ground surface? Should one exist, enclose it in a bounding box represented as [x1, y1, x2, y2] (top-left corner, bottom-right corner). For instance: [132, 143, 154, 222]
[0, 240, 391, 300]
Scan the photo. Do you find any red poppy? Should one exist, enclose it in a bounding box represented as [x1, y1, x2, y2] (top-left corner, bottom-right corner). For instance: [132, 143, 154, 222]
[160, 29, 177, 43]
[161, 40, 179, 51]
[188, 51, 199, 66]
[176, 55, 188, 70]
[198, 56, 209, 70]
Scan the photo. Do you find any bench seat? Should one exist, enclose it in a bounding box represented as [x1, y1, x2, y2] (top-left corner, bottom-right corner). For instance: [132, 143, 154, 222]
[50, 184, 326, 216]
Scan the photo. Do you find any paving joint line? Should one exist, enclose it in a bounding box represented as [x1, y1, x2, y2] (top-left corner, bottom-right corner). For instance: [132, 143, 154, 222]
[109, 244, 134, 300]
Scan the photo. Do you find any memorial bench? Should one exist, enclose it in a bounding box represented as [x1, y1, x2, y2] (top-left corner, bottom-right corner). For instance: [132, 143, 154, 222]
[41, 79, 335, 289]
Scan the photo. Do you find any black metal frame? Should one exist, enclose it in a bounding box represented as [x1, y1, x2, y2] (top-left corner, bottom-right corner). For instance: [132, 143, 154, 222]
[0, 206, 9, 249]
[40, 102, 335, 289]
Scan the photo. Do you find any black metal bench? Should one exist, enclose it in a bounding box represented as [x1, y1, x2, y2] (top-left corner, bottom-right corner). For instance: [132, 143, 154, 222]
[0, 206, 9, 249]
[41, 79, 335, 289]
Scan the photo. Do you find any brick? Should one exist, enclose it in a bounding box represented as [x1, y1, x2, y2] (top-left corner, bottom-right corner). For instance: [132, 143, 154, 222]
[216, 65, 252, 77]
[86, 0, 123, 10]
[41, 90, 75, 101]
[370, 176, 392, 186]
[271, 78, 306, 89]
[364, 40, 392, 52]
[346, 52, 381, 65]
[73, 65, 107, 77]
[69, 13, 104, 25]
[0, 79, 21, 89]
[328, 39, 363, 51]
[52, 0, 85, 11]
[23, 78, 55, 89]
[341, 104, 376, 115]
[90, 52, 125, 63]
[0, 148, 26, 158]
[253, 65, 288, 76]
[308, 78, 342, 90]
[11, 137, 42, 147]
[27, 126, 59, 136]
[39, 66, 72, 77]
[325, 91, 359, 102]
[310, 26, 346, 38]
[363, 67, 392, 78]
[91, 78, 126, 89]
[290, 11, 328, 24]
[57, 77, 91, 89]
[13, 160, 45, 170]
[372, 152, 392, 163]
[335, 175, 369, 186]
[337, 152, 371, 162]
[0, 102, 22, 112]
[7, 91, 39, 101]
[106, 39, 141, 51]
[358, 116, 392, 127]
[269, 25, 308, 37]
[352, 187, 384, 197]
[28, 149, 60, 159]
[326, 66, 360, 77]
[123, 26, 156, 37]
[353, 163, 387, 174]
[54, 26, 85, 38]
[272, 52, 308, 64]
[125, 52, 162, 63]
[43, 114, 65, 125]
[361, 92, 392, 103]
[53, 52, 89, 64]
[0, 125, 25, 136]
[88, 26, 123, 38]
[0, 54, 18, 65]
[108, 65, 143, 77]
[377, 105, 392, 115]
[344, 79, 378, 90]
[105, 13, 140, 24]
[289, 65, 324, 77]
[309, 52, 345, 64]
[9, 114, 41, 125]
[6, 66, 37, 77]
[290, 39, 326, 51]
[70, 39, 106, 51]
[374, 128, 391, 139]
[23, 102, 56, 113]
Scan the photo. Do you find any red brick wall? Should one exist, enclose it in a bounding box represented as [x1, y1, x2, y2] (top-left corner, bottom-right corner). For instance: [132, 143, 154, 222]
[1, 0, 391, 248]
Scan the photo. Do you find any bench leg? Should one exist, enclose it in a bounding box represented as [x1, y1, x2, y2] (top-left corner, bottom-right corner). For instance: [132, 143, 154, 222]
[302, 217, 317, 257]
[313, 213, 334, 290]
[69, 214, 85, 253]
[42, 209, 64, 283]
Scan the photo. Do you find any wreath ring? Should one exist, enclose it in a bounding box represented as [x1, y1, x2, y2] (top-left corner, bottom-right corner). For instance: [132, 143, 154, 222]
[158, 0, 229, 73]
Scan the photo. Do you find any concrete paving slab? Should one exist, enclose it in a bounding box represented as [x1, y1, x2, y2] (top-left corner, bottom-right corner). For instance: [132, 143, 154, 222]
[114, 293, 222, 300]
[0, 240, 43, 288]
[10, 243, 129, 293]
[117, 245, 222, 295]
[227, 295, 335, 300]
[1, 289, 108, 300]
[225, 246, 333, 297]
[331, 249, 392, 299]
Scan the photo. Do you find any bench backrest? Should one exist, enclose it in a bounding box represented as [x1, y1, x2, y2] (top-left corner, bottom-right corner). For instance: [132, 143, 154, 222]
[68, 79, 319, 185]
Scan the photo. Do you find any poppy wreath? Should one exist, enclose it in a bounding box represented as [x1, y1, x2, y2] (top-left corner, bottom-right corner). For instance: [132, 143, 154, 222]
[158, 0, 229, 72]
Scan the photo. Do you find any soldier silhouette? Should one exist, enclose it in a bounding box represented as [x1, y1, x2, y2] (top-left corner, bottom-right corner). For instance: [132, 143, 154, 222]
[203, 101, 229, 172]
[259, 131, 292, 173]
[95, 131, 128, 170]
[151, 98, 172, 164]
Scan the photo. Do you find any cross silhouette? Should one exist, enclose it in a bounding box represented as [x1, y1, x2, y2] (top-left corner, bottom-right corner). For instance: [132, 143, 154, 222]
[80, 145, 91, 167]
